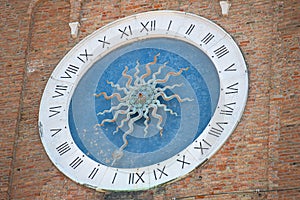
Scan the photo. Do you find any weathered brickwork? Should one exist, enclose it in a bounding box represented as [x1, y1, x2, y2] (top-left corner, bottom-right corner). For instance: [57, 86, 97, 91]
[0, 0, 299, 199]
[0, 1, 31, 199]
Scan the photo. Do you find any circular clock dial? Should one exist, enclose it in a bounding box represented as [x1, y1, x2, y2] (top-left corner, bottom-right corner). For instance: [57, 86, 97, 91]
[39, 11, 248, 191]
[69, 37, 220, 168]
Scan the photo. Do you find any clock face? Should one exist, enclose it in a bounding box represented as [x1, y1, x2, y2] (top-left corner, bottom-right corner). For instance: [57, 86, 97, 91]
[39, 11, 248, 191]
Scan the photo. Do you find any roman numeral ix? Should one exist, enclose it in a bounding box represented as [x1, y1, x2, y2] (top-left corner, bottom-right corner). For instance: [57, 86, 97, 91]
[194, 139, 212, 155]
[77, 49, 93, 63]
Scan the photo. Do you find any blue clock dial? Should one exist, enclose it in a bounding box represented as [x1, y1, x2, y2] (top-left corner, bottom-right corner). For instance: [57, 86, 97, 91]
[69, 38, 220, 168]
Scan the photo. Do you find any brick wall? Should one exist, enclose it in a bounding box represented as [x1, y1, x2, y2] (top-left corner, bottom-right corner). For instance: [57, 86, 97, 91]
[0, 1, 31, 199]
[0, 0, 299, 199]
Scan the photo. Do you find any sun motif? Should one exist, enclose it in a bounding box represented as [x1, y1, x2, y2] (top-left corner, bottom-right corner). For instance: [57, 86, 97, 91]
[94, 53, 193, 165]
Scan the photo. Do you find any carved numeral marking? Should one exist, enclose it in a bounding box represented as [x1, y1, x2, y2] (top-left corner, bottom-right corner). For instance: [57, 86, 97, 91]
[177, 155, 191, 169]
[208, 122, 228, 137]
[167, 20, 173, 31]
[56, 142, 71, 156]
[220, 102, 236, 115]
[185, 24, 195, 35]
[119, 25, 133, 38]
[98, 36, 110, 48]
[140, 20, 156, 32]
[128, 173, 134, 184]
[201, 32, 215, 44]
[61, 64, 79, 78]
[49, 106, 62, 118]
[194, 139, 211, 155]
[77, 49, 93, 63]
[129, 172, 145, 184]
[50, 128, 62, 137]
[213, 45, 229, 58]
[52, 85, 67, 98]
[153, 166, 168, 180]
[136, 172, 145, 184]
[225, 82, 239, 94]
[69, 156, 83, 169]
[88, 167, 99, 179]
[112, 172, 118, 184]
[225, 63, 237, 72]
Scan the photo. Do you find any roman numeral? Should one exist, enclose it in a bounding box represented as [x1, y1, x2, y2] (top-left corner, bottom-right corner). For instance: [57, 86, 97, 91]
[225, 63, 237, 72]
[69, 156, 84, 169]
[208, 122, 228, 137]
[177, 155, 191, 169]
[201, 32, 215, 44]
[185, 24, 195, 35]
[153, 166, 168, 180]
[118, 25, 133, 38]
[225, 82, 239, 94]
[56, 142, 71, 156]
[194, 139, 211, 155]
[140, 20, 156, 32]
[52, 85, 67, 98]
[50, 128, 62, 137]
[128, 173, 134, 184]
[128, 172, 145, 184]
[98, 36, 110, 48]
[77, 49, 93, 63]
[220, 102, 236, 115]
[48, 106, 62, 118]
[167, 20, 172, 31]
[60, 64, 79, 78]
[111, 172, 118, 184]
[213, 45, 229, 58]
[88, 167, 100, 179]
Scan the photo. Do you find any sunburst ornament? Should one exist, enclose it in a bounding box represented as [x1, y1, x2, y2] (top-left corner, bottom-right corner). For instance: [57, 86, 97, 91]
[94, 53, 192, 165]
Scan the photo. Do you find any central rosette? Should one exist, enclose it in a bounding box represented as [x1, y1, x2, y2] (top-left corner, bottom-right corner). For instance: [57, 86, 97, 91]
[128, 85, 155, 109]
[94, 53, 192, 165]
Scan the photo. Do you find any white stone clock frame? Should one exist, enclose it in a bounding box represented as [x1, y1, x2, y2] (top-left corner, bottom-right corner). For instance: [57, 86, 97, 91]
[39, 10, 248, 191]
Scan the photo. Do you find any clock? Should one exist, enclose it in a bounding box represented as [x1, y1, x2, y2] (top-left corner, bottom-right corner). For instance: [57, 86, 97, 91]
[39, 10, 248, 191]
